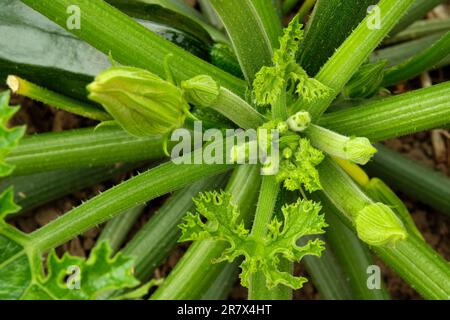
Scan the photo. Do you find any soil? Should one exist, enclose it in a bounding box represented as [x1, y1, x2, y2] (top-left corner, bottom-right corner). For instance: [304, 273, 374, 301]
[2, 2, 450, 300]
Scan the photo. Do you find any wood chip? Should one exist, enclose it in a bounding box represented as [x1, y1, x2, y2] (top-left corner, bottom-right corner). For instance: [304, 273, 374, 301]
[431, 130, 448, 163]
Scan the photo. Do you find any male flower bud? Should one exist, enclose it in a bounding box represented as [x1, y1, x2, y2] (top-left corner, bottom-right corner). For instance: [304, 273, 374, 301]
[355, 203, 407, 246]
[87, 66, 189, 137]
[344, 137, 378, 165]
[286, 111, 311, 132]
[306, 125, 377, 165]
[181, 75, 220, 108]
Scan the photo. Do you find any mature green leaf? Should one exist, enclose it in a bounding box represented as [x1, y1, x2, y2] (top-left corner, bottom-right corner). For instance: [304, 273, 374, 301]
[117, 0, 228, 43]
[20, 0, 246, 97]
[1, 0, 223, 101]
[0, 0, 108, 100]
[179, 191, 327, 289]
[0, 215, 145, 300]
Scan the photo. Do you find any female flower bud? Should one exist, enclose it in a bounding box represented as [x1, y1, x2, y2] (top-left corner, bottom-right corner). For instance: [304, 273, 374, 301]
[355, 203, 407, 246]
[87, 66, 189, 137]
[181, 75, 220, 108]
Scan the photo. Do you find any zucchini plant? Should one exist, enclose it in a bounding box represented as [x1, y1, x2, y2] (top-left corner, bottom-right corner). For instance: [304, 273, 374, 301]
[0, 0, 449, 300]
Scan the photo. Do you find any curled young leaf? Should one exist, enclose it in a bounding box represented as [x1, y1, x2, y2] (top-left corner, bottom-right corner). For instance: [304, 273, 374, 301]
[179, 191, 327, 289]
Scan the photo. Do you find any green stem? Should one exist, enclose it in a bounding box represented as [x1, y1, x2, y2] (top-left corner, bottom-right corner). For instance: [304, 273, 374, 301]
[372, 33, 444, 67]
[123, 174, 229, 280]
[200, 262, 239, 299]
[319, 157, 450, 300]
[318, 194, 390, 300]
[248, 176, 281, 300]
[282, 0, 300, 15]
[198, 0, 223, 29]
[308, 0, 415, 119]
[209, 0, 275, 84]
[365, 144, 450, 215]
[96, 205, 144, 253]
[211, 88, 266, 129]
[107, 0, 228, 44]
[250, 176, 279, 238]
[151, 165, 261, 300]
[319, 81, 450, 142]
[249, 0, 283, 49]
[390, 0, 449, 36]
[297, 0, 317, 21]
[374, 235, 450, 300]
[383, 31, 450, 86]
[0, 164, 136, 213]
[7, 127, 165, 175]
[299, 0, 377, 76]
[7, 75, 111, 121]
[29, 160, 231, 252]
[302, 236, 354, 300]
[363, 177, 424, 239]
[20, 0, 246, 97]
[272, 88, 288, 120]
[385, 18, 450, 45]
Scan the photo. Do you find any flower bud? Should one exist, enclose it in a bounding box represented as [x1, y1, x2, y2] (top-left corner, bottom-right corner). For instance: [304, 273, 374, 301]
[355, 203, 407, 246]
[343, 60, 387, 99]
[286, 110, 311, 132]
[344, 137, 377, 165]
[87, 66, 189, 137]
[181, 75, 220, 108]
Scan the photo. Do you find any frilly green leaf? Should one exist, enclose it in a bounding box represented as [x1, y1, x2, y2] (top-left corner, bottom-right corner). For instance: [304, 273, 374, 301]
[179, 191, 327, 289]
[252, 14, 332, 108]
[253, 66, 285, 106]
[273, 14, 304, 65]
[0, 91, 26, 178]
[277, 138, 325, 193]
